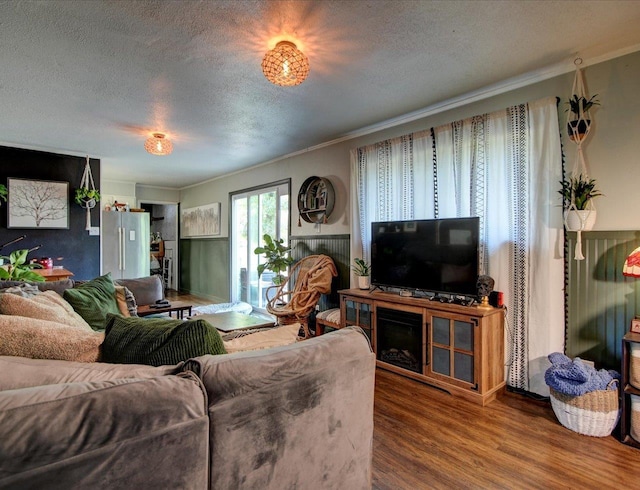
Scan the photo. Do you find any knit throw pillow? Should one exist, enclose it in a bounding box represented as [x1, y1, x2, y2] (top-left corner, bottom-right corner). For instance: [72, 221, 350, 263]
[101, 314, 226, 366]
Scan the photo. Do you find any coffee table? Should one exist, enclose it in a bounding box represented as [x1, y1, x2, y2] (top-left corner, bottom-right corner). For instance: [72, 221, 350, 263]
[194, 312, 275, 333]
[137, 300, 193, 319]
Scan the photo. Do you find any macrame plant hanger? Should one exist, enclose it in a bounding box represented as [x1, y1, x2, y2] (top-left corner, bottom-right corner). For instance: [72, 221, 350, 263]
[564, 58, 596, 260]
[79, 155, 97, 231]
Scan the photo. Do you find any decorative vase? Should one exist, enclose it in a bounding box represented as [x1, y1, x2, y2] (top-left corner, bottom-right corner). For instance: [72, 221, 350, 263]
[565, 209, 596, 231]
[357, 275, 370, 290]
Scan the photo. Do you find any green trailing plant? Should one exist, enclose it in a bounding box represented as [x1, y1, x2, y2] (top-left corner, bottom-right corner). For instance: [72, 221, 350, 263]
[566, 94, 600, 116]
[0, 184, 6, 204]
[0, 249, 45, 282]
[74, 187, 101, 205]
[254, 234, 294, 285]
[351, 257, 371, 276]
[559, 174, 603, 210]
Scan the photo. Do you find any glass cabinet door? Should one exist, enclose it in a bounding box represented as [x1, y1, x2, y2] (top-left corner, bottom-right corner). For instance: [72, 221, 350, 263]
[342, 297, 373, 345]
[429, 313, 477, 388]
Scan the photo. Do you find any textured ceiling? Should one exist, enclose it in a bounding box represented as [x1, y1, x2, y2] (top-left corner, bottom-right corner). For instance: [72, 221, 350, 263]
[2, 0, 640, 188]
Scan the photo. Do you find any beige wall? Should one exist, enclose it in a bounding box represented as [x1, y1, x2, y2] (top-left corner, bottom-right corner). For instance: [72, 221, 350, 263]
[181, 50, 640, 234]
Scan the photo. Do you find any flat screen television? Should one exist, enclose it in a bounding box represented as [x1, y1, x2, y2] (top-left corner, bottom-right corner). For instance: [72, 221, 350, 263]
[370, 217, 479, 296]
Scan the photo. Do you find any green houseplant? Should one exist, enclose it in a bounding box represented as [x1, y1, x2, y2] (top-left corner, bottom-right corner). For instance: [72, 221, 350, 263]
[0, 249, 45, 282]
[254, 234, 294, 286]
[566, 94, 599, 139]
[559, 174, 602, 211]
[0, 183, 7, 205]
[75, 187, 101, 209]
[559, 174, 603, 231]
[352, 257, 371, 290]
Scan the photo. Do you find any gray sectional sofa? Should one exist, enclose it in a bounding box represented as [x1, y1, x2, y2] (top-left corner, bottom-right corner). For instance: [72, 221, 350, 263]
[0, 275, 376, 489]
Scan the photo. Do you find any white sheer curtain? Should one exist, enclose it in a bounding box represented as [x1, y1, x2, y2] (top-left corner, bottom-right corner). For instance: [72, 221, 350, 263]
[350, 96, 564, 395]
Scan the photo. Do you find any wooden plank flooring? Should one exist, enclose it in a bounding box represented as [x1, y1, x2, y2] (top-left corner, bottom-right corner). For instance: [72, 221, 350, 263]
[373, 368, 640, 489]
[167, 291, 640, 488]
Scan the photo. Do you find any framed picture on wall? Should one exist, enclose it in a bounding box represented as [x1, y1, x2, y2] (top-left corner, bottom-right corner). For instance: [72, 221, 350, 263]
[7, 178, 69, 229]
[180, 202, 221, 238]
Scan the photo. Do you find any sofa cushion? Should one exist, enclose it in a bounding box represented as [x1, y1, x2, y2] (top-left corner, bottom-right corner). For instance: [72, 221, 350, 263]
[0, 315, 104, 363]
[101, 314, 226, 366]
[0, 373, 209, 490]
[0, 356, 184, 391]
[0, 290, 92, 330]
[115, 275, 164, 306]
[114, 286, 138, 317]
[63, 273, 120, 331]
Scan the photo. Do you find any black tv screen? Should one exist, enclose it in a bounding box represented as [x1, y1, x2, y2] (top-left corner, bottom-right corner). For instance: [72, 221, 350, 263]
[371, 217, 479, 296]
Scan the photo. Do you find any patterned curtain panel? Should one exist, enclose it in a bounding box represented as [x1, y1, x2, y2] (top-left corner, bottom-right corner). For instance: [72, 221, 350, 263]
[350, 96, 564, 395]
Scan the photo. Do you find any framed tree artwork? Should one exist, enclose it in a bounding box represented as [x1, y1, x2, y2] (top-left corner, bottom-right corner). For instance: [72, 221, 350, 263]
[7, 178, 69, 229]
[181, 202, 221, 238]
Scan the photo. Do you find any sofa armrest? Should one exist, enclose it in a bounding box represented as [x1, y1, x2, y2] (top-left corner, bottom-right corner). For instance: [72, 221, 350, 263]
[0, 372, 209, 490]
[185, 326, 375, 490]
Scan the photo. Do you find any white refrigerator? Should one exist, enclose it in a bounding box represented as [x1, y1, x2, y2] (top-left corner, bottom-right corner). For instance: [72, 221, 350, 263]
[102, 212, 150, 279]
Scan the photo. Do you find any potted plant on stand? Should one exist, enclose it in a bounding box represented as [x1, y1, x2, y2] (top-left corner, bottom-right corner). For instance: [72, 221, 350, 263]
[352, 257, 371, 290]
[254, 234, 295, 286]
[566, 94, 599, 141]
[559, 174, 603, 231]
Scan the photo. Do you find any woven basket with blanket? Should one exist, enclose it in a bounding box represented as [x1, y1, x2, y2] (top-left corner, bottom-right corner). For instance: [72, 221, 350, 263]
[545, 352, 620, 437]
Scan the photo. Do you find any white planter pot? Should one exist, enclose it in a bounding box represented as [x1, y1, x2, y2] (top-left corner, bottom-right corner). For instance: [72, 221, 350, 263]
[565, 210, 596, 231]
[357, 275, 371, 290]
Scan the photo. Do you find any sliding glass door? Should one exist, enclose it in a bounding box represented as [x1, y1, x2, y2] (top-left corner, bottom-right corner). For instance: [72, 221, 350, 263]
[230, 180, 290, 310]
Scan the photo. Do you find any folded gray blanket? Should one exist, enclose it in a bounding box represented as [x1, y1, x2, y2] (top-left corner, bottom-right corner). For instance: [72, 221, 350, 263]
[545, 352, 619, 396]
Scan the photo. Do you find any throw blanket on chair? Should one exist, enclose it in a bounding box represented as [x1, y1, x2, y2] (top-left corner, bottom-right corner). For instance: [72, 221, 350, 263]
[267, 255, 338, 338]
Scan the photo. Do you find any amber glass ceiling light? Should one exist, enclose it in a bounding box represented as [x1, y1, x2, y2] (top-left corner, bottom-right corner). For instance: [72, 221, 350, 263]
[144, 133, 173, 156]
[262, 41, 310, 86]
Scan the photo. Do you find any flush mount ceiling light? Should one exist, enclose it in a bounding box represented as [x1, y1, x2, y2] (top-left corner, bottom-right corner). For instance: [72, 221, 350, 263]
[261, 41, 310, 87]
[144, 132, 173, 156]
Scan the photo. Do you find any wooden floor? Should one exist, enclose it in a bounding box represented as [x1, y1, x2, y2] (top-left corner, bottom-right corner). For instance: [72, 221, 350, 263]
[373, 368, 640, 489]
[166, 291, 640, 488]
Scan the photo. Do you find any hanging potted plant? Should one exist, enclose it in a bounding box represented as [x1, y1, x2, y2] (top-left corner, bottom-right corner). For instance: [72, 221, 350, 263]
[352, 257, 371, 290]
[74, 187, 101, 209]
[254, 234, 295, 286]
[566, 94, 599, 141]
[559, 174, 603, 231]
[0, 184, 6, 206]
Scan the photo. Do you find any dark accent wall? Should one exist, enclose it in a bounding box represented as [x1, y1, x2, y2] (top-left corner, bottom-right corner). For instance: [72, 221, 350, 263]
[180, 238, 229, 302]
[566, 230, 640, 370]
[0, 146, 100, 280]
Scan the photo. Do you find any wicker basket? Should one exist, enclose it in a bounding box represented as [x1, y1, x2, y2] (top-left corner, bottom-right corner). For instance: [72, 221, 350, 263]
[549, 385, 620, 437]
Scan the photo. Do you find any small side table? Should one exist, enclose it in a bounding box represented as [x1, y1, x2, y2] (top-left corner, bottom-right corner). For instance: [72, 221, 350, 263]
[33, 268, 74, 282]
[137, 301, 193, 319]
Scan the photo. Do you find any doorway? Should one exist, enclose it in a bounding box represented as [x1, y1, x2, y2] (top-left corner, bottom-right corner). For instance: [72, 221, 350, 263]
[140, 201, 179, 291]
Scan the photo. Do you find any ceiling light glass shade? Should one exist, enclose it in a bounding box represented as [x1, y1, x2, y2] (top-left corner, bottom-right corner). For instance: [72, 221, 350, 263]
[144, 133, 173, 156]
[262, 41, 310, 87]
[623, 246, 640, 278]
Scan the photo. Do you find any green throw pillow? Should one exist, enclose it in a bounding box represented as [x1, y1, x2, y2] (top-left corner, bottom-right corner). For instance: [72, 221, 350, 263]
[101, 314, 226, 366]
[63, 273, 120, 331]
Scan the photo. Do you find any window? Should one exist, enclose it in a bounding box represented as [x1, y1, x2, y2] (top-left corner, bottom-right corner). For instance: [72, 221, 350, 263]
[230, 180, 290, 310]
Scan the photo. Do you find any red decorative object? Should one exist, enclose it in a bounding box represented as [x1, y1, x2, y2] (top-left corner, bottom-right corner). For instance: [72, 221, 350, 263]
[623, 246, 640, 278]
